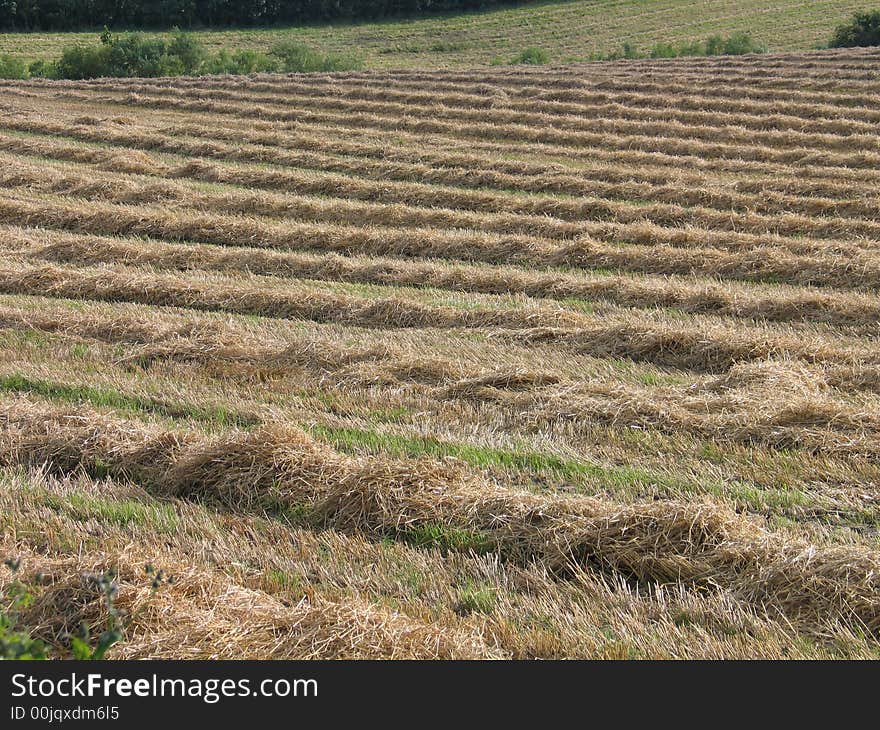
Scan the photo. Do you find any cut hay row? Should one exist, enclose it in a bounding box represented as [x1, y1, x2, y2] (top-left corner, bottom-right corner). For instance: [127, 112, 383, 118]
[56, 75, 880, 138]
[5, 297, 880, 402]
[14, 96, 880, 193]
[53, 83, 880, 159]
[0, 261, 588, 331]
[0, 258, 874, 375]
[13, 226, 880, 329]
[66, 50, 880, 96]
[37, 89, 880, 173]
[369, 51, 880, 86]
[3, 184, 878, 284]
[490, 375, 880, 457]
[10, 187, 877, 284]
[0, 123, 880, 225]
[244, 68, 880, 116]
[144, 69, 870, 150]
[4, 305, 879, 462]
[56, 105, 880, 198]
[8, 469, 867, 661]
[2, 543, 500, 660]
[2, 400, 879, 636]
[6, 292, 880, 452]
[255, 65, 880, 112]
[5, 150, 880, 247]
[317, 62, 880, 107]
[153, 119, 880, 209]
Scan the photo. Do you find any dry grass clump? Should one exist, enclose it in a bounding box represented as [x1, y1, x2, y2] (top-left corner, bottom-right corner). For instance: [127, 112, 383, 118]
[516, 321, 865, 372]
[3, 546, 500, 659]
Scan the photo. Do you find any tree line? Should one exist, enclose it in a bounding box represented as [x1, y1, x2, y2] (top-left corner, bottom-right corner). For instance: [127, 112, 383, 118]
[0, 0, 524, 31]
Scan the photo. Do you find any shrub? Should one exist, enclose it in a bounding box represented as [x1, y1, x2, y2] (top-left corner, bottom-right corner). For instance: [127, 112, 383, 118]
[601, 32, 765, 62]
[621, 41, 640, 59]
[830, 10, 880, 47]
[510, 46, 549, 65]
[102, 31, 174, 76]
[650, 42, 678, 59]
[0, 53, 28, 79]
[27, 58, 52, 77]
[46, 32, 362, 79]
[54, 43, 108, 79]
[53, 28, 210, 79]
[704, 34, 726, 55]
[166, 29, 205, 74]
[721, 31, 766, 55]
[270, 41, 363, 72]
[202, 48, 279, 74]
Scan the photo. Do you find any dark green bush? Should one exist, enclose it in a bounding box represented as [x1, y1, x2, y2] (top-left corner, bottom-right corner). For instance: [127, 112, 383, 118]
[0, 54, 28, 78]
[28, 59, 53, 77]
[621, 41, 640, 59]
[720, 31, 766, 54]
[599, 32, 766, 62]
[43, 31, 363, 78]
[166, 29, 206, 73]
[510, 46, 549, 65]
[704, 34, 725, 55]
[202, 48, 280, 74]
[649, 42, 678, 58]
[271, 41, 363, 72]
[54, 43, 108, 79]
[102, 31, 175, 76]
[830, 10, 880, 47]
[53, 28, 208, 78]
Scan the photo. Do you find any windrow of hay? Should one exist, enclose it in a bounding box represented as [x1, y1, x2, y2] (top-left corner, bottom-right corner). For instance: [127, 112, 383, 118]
[2, 255, 876, 375]
[12, 107, 880, 204]
[18, 83, 880, 191]
[96, 66, 880, 128]
[42, 88, 880, 172]
[39, 80, 880, 161]
[511, 321, 872, 372]
[12, 227, 880, 327]
[3, 294, 879, 454]
[493, 378, 880, 457]
[1, 400, 879, 636]
[1, 544, 501, 659]
[0, 261, 584, 331]
[4, 257, 877, 375]
[75, 70, 880, 128]
[3, 120, 880, 226]
[5, 128, 880, 241]
[10, 298, 880, 401]
[2, 189, 879, 295]
[117, 74, 880, 137]
[159, 119, 880, 215]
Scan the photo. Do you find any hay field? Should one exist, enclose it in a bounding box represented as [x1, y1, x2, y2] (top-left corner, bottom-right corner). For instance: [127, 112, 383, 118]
[2, 47, 880, 659]
[0, 0, 870, 68]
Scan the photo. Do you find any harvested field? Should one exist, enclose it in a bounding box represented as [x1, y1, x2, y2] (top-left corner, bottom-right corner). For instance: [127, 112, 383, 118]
[3, 47, 880, 659]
